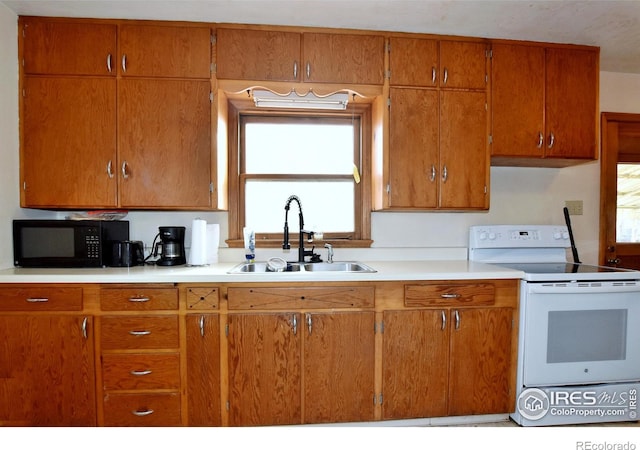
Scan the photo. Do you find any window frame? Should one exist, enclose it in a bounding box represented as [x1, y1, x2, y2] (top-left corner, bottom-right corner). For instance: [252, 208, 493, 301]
[226, 99, 372, 248]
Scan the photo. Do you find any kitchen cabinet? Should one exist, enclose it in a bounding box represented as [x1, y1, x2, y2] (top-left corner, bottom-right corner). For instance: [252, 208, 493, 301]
[185, 287, 221, 426]
[19, 17, 215, 210]
[226, 286, 375, 426]
[0, 286, 95, 426]
[382, 38, 490, 210]
[98, 286, 181, 426]
[382, 281, 515, 420]
[491, 42, 598, 166]
[216, 27, 384, 85]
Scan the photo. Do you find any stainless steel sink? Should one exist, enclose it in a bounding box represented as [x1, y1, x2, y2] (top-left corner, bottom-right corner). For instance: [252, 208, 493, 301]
[228, 261, 375, 274]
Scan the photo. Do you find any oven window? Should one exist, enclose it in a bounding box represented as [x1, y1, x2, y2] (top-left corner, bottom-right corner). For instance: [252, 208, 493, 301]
[547, 309, 627, 363]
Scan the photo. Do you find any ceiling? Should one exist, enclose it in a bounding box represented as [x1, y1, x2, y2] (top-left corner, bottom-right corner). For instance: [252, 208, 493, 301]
[3, 0, 640, 74]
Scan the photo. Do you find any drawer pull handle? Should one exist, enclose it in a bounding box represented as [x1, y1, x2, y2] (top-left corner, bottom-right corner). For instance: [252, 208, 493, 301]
[440, 293, 461, 299]
[131, 409, 154, 417]
[130, 370, 152, 376]
[128, 297, 150, 303]
[129, 330, 151, 336]
[26, 297, 49, 303]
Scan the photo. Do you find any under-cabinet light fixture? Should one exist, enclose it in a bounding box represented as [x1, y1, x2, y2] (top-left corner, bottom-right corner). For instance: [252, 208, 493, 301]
[252, 89, 349, 110]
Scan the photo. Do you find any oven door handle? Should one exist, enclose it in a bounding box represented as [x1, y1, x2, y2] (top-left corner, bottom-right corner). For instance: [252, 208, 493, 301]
[527, 283, 640, 295]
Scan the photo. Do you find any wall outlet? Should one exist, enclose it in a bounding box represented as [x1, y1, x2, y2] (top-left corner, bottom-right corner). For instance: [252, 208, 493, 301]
[565, 200, 583, 215]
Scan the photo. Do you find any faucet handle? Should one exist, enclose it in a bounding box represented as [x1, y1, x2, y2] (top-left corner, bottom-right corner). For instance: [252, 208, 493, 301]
[324, 243, 334, 263]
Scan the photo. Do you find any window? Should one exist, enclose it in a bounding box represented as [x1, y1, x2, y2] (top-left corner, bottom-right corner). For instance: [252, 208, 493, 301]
[617, 163, 640, 242]
[227, 103, 372, 248]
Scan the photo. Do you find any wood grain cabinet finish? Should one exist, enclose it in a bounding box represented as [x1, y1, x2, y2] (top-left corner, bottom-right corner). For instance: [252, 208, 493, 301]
[491, 43, 598, 166]
[0, 314, 96, 426]
[101, 353, 180, 390]
[100, 287, 179, 311]
[385, 38, 490, 210]
[0, 286, 83, 311]
[216, 27, 384, 85]
[100, 316, 179, 350]
[102, 392, 181, 426]
[227, 286, 374, 310]
[227, 310, 374, 426]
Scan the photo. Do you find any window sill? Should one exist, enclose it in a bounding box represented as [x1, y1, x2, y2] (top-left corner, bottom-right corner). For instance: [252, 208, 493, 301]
[226, 239, 373, 249]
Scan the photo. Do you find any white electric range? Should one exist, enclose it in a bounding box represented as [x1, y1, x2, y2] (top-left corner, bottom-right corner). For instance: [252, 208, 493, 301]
[469, 225, 640, 426]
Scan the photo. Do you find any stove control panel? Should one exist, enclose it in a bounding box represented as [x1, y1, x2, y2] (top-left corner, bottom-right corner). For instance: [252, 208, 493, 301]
[469, 225, 570, 249]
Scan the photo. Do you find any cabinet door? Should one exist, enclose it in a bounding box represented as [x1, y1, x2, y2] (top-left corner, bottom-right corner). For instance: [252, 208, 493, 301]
[303, 312, 375, 424]
[545, 48, 598, 160]
[448, 308, 513, 416]
[439, 90, 489, 209]
[227, 313, 301, 426]
[382, 310, 449, 420]
[491, 43, 545, 158]
[22, 18, 116, 76]
[119, 24, 211, 79]
[389, 37, 438, 87]
[22, 76, 117, 208]
[118, 79, 212, 208]
[302, 33, 384, 85]
[388, 88, 439, 208]
[0, 315, 96, 426]
[186, 314, 221, 426]
[439, 41, 488, 89]
[216, 28, 301, 81]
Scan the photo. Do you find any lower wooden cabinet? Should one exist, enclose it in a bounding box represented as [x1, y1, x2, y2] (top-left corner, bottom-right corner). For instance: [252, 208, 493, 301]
[0, 314, 96, 426]
[227, 311, 375, 425]
[103, 392, 181, 426]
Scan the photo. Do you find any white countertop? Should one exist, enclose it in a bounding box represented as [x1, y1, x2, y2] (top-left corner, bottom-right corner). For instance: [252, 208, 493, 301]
[0, 260, 523, 283]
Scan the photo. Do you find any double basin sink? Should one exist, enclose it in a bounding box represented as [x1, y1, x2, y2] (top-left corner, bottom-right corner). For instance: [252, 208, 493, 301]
[228, 261, 376, 274]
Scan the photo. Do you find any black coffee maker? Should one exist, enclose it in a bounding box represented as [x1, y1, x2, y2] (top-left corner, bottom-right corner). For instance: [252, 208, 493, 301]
[156, 226, 186, 266]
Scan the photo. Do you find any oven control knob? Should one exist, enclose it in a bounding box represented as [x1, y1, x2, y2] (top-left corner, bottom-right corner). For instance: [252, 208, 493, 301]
[553, 232, 562, 239]
[479, 232, 487, 240]
[488, 232, 496, 240]
[562, 231, 569, 239]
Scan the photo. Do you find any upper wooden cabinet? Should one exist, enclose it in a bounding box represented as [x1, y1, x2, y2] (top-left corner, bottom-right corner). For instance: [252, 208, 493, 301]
[389, 37, 488, 89]
[22, 18, 117, 76]
[216, 27, 385, 84]
[491, 42, 599, 166]
[119, 24, 212, 78]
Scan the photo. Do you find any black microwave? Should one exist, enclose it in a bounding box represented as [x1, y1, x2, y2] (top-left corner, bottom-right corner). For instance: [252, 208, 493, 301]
[13, 220, 129, 268]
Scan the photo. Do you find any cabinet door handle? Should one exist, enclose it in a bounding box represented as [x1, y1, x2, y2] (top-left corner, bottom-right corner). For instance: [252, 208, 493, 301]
[306, 313, 312, 335]
[431, 66, 437, 85]
[106, 53, 112, 73]
[131, 409, 154, 417]
[82, 317, 88, 339]
[547, 132, 555, 149]
[306, 62, 311, 80]
[442, 165, 448, 183]
[121, 54, 127, 73]
[537, 132, 544, 149]
[454, 310, 460, 330]
[429, 165, 436, 182]
[107, 160, 114, 178]
[199, 315, 205, 337]
[441, 310, 446, 330]
[440, 293, 461, 299]
[26, 297, 48, 303]
[293, 61, 298, 79]
[291, 314, 297, 335]
[128, 296, 150, 303]
[130, 369, 152, 376]
[129, 330, 151, 336]
[443, 68, 448, 85]
[121, 161, 130, 179]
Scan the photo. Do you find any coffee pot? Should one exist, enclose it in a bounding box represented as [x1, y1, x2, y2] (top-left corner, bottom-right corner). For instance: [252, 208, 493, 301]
[155, 226, 186, 266]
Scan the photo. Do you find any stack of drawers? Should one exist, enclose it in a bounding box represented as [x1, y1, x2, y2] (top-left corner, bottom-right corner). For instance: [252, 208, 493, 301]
[99, 286, 181, 426]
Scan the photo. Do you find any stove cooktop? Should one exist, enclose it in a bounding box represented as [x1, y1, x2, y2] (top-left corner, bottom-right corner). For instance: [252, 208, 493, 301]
[490, 262, 640, 282]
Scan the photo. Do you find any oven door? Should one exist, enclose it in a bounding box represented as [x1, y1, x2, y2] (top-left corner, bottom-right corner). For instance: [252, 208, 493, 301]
[522, 281, 640, 386]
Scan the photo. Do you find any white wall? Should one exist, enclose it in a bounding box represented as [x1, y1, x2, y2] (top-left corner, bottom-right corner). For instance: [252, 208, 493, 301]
[1, 8, 639, 267]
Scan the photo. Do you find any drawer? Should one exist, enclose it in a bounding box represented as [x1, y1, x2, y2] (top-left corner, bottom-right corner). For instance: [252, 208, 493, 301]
[405, 282, 495, 307]
[101, 316, 179, 350]
[100, 287, 178, 311]
[102, 353, 180, 390]
[0, 286, 82, 311]
[228, 286, 375, 310]
[103, 393, 181, 426]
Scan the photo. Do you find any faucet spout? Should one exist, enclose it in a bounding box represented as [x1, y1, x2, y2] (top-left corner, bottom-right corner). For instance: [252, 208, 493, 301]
[282, 195, 320, 263]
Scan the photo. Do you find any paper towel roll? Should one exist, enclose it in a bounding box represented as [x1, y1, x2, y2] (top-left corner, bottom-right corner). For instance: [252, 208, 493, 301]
[206, 223, 220, 264]
[188, 219, 207, 266]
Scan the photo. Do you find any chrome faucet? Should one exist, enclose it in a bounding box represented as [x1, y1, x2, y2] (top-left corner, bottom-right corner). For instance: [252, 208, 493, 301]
[324, 243, 334, 263]
[283, 195, 321, 263]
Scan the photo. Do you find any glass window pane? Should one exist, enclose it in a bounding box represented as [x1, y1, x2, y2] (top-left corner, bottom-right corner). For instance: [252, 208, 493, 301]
[245, 122, 354, 175]
[245, 180, 354, 233]
[617, 163, 640, 242]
